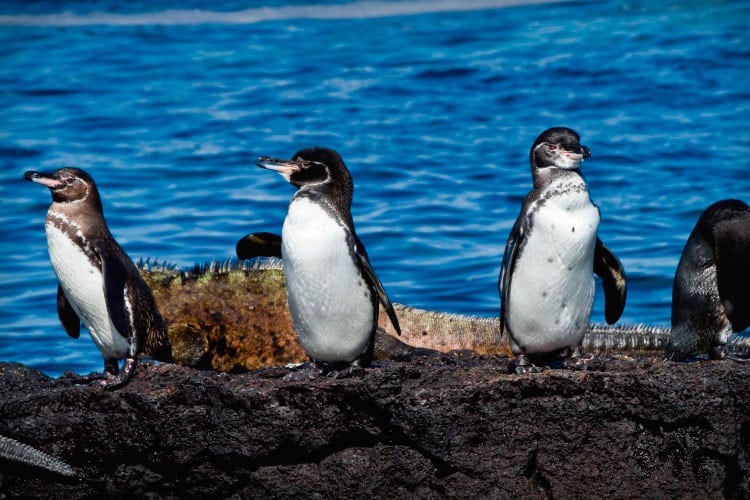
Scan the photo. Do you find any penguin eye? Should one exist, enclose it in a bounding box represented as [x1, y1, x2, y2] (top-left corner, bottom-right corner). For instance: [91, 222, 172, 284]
[295, 158, 312, 169]
[548, 145, 557, 151]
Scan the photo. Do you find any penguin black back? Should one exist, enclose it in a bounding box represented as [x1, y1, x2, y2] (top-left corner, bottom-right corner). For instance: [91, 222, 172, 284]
[707, 200, 750, 331]
[667, 199, 750, 360]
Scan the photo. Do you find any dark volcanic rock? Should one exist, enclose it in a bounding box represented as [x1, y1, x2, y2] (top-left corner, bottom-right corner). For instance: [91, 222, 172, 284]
[1, 356, 749, 498]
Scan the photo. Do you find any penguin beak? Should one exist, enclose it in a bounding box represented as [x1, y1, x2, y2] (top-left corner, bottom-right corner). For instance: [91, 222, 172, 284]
[256, 156, 301, 182]
[23, 171, 63, 189]
[564, 143, 591, 160]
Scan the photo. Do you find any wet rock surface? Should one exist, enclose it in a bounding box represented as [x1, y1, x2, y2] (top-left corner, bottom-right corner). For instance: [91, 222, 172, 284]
[1, 356, 749, 499]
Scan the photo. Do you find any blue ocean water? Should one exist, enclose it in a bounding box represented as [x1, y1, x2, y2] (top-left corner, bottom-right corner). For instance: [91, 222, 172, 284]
[0, 0, 748, 377]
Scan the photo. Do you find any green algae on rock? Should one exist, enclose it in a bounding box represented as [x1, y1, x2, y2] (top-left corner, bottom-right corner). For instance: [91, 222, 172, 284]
[139, 258, 305, 372]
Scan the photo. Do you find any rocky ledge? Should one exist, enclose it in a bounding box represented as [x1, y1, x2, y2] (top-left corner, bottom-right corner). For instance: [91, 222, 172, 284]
[1, 356, 749, 499]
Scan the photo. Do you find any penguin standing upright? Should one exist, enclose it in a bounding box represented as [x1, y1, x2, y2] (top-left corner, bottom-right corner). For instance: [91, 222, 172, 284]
[24, 168, 170, 389]
[499, 127, 626, 373]
[665, 199, 750, 361]
[256, 147, 400, 375]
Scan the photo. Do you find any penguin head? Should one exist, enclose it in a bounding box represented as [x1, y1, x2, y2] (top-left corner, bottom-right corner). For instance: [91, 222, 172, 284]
[256, 147, 354, 207]
[529, 127, 591, 175]
[256, 147, 350, 187]
[24, 167, 101, 206]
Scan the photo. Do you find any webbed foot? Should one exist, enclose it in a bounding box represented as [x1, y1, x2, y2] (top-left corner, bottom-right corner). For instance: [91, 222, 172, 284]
[324, 359, 366, 379]
[561, 347, 596, 371]
[281, 359, 369, 381]
[511, 354, 544, 375]
[94, 358, 137, 390]
[708, 345, 727, 360]
[282, 362, 322, 382]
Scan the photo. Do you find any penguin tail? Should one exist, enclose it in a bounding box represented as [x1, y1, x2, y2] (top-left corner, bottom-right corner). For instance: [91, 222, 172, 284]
[144, 319, 174, 362]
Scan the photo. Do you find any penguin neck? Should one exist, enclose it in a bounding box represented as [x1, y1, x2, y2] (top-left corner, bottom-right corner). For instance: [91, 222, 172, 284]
[47, 198, 110, 242]
[295, 181, 353, 225]
[532, 166, 585, 191]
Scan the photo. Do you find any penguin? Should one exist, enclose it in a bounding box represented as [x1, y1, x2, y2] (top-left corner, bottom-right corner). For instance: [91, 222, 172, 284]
[256, 147, 401, 375]
[24, 167, 171, 389]
[499, 127, 626, 373]
[665, 199, 750, 361]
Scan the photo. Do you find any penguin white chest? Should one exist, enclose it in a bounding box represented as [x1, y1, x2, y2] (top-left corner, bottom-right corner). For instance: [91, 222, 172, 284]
[45, 220, 129, 358]
[281, 197, 375, 363]
[506, 182, 600, 353]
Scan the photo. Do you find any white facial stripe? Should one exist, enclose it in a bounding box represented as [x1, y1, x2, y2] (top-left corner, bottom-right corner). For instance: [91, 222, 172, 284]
[69, 178, 89, 203]
[297, 164, 331, 189]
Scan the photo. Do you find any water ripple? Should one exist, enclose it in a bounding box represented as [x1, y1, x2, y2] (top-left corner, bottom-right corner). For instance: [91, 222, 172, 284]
[1, 0, 747, 376]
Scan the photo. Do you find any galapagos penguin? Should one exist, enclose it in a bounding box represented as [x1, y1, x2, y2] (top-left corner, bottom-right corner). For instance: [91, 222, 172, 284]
[24, 167, 170, 389]
[499, 127, 626, 373]
[256, 147, 400, 375]
[665, 199, 750, 361]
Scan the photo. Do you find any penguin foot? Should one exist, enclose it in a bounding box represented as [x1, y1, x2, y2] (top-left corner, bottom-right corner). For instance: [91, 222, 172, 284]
[561, 356, 591, 371]
[95, 358, 137, 390]
[561, 348, 596, 371]
[514, 364, 544, 375]
[319, 359, 367, 379]
[511, 354, 544, 375]
[282, 362, 322, 382]
[280, 360, 368, 381]
[662, 349, 677, 362]
[708, 345, 726, 360]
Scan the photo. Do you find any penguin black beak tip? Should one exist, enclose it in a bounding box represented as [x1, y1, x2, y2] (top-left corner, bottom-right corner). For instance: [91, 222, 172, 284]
[255, 156, 273, 168]
[23, 170, 39, 181]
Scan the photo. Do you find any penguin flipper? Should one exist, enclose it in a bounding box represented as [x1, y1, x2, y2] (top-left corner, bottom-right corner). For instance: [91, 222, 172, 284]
[353, 236, 401, 336]
[98, 249, 132, 340]
[499, 218, 524, 336]
[593, 237, 627, 324]
[236, 232, 283, 260]
[56, 284, 80, 339]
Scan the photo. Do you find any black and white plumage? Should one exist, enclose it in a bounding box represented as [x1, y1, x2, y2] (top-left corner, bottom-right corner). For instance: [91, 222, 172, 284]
[24, 168, 170, 389]
[256, 147, 400, 373]
[499, 127, 626, 373]
[665, 199, 750, 361]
